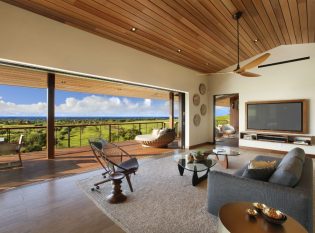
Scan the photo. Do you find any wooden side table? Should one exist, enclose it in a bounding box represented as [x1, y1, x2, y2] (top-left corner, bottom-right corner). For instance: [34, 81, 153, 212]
[218, 202, 307, 233]
[106, 173, 127, 204]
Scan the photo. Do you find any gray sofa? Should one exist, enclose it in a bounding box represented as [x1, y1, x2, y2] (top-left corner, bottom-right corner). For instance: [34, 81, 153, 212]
[207, 148, 313, 233]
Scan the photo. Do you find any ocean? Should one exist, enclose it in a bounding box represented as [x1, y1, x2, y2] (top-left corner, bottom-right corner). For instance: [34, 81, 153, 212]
[0, 116, 172, 121]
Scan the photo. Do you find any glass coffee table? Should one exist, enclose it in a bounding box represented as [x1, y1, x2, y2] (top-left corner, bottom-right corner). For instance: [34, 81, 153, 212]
[174, 153, 217, 186]
[204, 148, 240, 169]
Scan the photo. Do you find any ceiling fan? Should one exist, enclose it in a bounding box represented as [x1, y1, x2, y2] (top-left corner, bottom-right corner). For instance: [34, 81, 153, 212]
[203, 11, 270, 77]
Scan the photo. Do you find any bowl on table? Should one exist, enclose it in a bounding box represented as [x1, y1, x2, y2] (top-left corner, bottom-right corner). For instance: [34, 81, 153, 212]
[262, 207, 287, 225]
[252, 202, 266, 213]
[246, 208, 258, 217]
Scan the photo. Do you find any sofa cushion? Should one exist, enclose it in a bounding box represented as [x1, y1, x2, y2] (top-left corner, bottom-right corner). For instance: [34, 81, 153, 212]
[269, 156, 303, 187]
[242, 160, 277, 181]
[158, 128, 168, 136]
[135, 134, 157, 141]
[152, 129, 160, 137]
[283, 147, 305, 163]
[158, 128, 174, 136]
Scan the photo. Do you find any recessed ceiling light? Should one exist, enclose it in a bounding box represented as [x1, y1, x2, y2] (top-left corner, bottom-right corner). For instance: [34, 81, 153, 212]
[131, 27, 137, 32]
[177, 49, 182, 53]
[253, 39, 259, 43]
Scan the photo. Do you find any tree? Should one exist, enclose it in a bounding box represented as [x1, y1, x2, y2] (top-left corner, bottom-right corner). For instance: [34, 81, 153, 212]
[117, 128, 141, 141]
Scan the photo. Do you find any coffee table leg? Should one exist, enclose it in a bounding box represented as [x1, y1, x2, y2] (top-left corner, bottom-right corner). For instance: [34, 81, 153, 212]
[192, 167, 209, 186]
[215, 153, 229, 169]
[192, 169, 198, 186]
[178, 164, 184, 176]
[223, 155, 228, 169]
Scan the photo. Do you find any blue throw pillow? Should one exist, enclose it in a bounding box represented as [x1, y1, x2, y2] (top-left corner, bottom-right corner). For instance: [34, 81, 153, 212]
[269, 157, 303, 187]
[283, 147, 305, 163]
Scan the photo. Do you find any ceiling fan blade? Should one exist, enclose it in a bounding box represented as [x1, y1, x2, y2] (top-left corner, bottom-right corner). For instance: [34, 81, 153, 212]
[239, 71, 261, 77]
[237, 53, 271, 72]
[198, 71, 234, 76]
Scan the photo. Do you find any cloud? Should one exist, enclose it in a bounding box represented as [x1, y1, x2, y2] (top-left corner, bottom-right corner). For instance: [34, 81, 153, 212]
[0, 96, 47, 116]
[143, 99, 151, 107]
[0, 95, 172, 117]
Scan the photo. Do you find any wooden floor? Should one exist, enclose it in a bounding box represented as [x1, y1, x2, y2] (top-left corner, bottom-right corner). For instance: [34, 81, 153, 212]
[0, 140, 177, 192]
[0, 169, 125, 233]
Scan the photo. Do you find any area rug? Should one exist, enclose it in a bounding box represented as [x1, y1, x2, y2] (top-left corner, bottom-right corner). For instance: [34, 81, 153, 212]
[77, 150, 314, 233]
[76, 150, 252, 233]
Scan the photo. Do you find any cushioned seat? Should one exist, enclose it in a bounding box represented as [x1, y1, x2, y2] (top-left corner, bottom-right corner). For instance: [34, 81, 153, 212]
[116, 158, 139, 173]
[135, 128, 176, 148]
[269, 147, 305, 187]
[135, 135, 157, 141]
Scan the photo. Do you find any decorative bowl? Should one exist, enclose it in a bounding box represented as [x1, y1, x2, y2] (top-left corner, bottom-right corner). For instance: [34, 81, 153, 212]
[252, 202, 266, 212]
[262, 207, 287, 225]
[246, 208, 258, 217]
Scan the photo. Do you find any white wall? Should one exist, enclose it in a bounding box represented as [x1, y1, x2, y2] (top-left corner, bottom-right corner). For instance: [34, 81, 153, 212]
[208, 43, 315, 141]
[0, 1, 211, 147]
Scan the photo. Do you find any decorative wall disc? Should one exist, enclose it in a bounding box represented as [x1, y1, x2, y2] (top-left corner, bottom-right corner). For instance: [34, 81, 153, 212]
[199, 83, 206, 95]
[193, 114, 201, 126]
[193, 94, 200, 106]
[200, 104, 207, 115]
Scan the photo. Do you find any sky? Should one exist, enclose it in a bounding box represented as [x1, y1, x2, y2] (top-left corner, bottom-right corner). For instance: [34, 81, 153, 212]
[215, 106, 230, 116]
[0, 85, 178, 117]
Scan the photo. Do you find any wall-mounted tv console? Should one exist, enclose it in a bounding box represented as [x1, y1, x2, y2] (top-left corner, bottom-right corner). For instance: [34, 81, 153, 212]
[240, 132, 315, 145]
[239, 132, 315, 155]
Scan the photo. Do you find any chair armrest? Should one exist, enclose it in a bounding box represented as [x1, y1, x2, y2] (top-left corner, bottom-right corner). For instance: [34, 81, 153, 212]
[207, 170, 311, 231]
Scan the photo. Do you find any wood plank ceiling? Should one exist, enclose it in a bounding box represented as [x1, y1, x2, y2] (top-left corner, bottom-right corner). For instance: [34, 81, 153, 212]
[0, 65, 170, 99]
[3, 0, 315, 73]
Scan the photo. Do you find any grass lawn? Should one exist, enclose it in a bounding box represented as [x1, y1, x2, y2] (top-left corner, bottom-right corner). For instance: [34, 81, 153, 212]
[0, 120, 174, 150]
[215, 115, 230, 126]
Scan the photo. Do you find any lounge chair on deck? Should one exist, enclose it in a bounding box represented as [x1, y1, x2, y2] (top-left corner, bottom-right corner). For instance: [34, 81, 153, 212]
[135, 128, 176, 148]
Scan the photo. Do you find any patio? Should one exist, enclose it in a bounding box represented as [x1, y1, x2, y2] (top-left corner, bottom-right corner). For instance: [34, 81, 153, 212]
[0, 140, 178, 192]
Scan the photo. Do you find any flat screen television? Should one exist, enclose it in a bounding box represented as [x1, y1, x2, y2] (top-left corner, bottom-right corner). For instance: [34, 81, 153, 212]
[246, 100, 308, 133]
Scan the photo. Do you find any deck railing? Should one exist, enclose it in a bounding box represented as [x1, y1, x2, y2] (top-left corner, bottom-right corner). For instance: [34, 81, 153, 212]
[0, 121, 168, 150]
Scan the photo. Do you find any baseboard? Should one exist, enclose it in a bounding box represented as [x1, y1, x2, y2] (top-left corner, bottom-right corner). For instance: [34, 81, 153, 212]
[189, 142, 213, 149]
[240, 146, 315, 158]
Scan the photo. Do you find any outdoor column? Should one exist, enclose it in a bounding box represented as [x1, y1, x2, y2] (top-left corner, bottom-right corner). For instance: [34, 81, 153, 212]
[178, 93, 185, 148]
[47, 73, 55, 159]
[169, 92, 174, 128]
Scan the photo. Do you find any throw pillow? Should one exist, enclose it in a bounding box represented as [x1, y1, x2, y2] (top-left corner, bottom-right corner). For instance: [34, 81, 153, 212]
[152, 129, 160, 137]
[269, 156, 303, 187]
[242, 160, 277, 181]
[248, 160, 277, 169]
[158, 128, 168, 136]
[282, 147, 305, 164]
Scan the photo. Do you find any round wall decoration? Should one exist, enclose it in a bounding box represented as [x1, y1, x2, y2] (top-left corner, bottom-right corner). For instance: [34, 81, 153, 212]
[193, 114, 201, 126]
[199, 83, 206, 95]
[193, 94, 200, 106]
[200, 104, 207, 115]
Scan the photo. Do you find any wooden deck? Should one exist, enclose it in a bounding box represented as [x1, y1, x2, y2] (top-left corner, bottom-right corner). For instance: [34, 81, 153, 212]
[0, 140, 178, 192]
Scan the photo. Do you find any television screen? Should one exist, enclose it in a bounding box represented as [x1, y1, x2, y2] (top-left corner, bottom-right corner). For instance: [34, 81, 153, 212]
[247, 102, 303, 132]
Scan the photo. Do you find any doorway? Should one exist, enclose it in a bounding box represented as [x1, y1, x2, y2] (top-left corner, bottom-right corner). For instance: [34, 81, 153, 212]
[213, 94, 239, 147]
